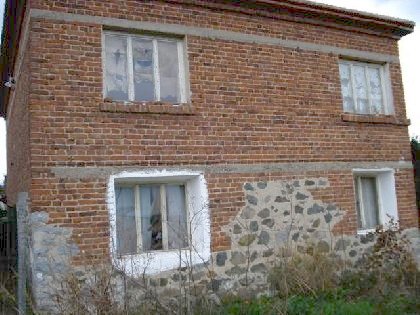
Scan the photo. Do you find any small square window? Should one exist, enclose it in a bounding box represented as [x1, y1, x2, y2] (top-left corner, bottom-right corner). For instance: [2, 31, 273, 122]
[339, 60, 393, 115]
[353, 169, 398, 233]
[103, 32, 187, 104]
[115, 183, 189, 255]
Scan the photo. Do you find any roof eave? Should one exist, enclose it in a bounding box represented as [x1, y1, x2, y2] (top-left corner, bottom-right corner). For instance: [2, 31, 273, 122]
[0, 0, 27, 119]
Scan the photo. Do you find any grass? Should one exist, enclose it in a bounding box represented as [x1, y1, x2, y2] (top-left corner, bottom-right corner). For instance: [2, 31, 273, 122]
[215, 290, 420, 315]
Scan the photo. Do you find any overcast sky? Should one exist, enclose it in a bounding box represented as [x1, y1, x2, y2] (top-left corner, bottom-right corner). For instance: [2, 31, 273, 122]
[0, 0, 419, 183]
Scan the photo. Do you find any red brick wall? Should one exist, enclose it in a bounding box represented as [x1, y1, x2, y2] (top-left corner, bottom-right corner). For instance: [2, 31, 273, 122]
[6, 48, 31, 205]
[14, 1, 416, 261]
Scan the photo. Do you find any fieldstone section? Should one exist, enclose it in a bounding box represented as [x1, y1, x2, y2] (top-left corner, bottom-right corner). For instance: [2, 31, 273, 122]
[231, 251, 246, 265]
[250, 221, 259, 232]
[233, 224, 242, 234]
[246, 195, 258, 206]
[257, 182, 267, 189]
[257, 208, 270, 218]
[238, 234, 256, 246]
[258, 231, 270, 245]
[214, 177, 390, 297]
[30, 211, 79, 312]
[216, 252, 228, 266]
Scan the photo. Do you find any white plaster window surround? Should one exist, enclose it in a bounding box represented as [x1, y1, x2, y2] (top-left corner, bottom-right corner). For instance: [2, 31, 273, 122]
[107, 170, 210, 275]
[353, 168, 398, 234]
[102, 31, 188, 104]
[339, 60, 394, 115]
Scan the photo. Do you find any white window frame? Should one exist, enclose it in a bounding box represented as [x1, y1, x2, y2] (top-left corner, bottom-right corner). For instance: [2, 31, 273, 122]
[115, 182, 190, 254]
[107, 170, 210, 275]
[353, 168, 398, 234]
[102, 30, 188, 104]
[339, 60, 394, 115]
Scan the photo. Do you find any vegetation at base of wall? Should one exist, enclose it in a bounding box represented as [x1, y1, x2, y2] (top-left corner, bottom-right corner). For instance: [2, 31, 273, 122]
[1, 219, 419, 314]
[215, 290, 419, 315]
[0, 272, 17, 313]
[213, 221, 420, 315]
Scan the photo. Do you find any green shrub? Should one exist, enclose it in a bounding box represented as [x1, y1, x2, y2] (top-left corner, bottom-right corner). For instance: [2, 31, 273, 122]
[286, 293, 374, 315]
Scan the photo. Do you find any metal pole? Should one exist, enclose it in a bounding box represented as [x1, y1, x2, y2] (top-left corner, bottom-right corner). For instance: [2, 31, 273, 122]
[16, 192, 28, 315]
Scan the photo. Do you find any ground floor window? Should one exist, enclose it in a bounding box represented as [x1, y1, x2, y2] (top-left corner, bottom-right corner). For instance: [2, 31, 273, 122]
[353, 169, 398, 233]
[108, 170, 210, 275]
[115, 183, 188, 255]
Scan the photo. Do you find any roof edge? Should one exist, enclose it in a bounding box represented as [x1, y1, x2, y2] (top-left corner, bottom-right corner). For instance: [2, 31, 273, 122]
[0, 0, 27, 118]
[275, 0, 415, 28]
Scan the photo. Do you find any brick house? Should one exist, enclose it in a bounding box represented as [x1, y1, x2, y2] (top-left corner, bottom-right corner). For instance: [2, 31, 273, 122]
[1, 0, 419, 311]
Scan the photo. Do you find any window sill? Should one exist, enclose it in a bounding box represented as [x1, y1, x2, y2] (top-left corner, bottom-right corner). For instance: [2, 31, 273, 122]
[341, 113, 410, 126]
[100, 100, 194, 115]
[357, 228, 376, 235]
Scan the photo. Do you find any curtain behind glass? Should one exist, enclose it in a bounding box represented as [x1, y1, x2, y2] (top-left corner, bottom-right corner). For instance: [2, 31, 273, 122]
[166, 185, 188, 249]
[115, 186, 137, 255]
[360, 177, 379, 229]
[140, 185, 162, 251]
[105, 35, 129, 101]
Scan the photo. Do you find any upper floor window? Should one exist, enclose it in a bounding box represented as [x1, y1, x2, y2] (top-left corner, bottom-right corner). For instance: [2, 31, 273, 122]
[103, 32, 187, 104]
[339, 60, 393, 115]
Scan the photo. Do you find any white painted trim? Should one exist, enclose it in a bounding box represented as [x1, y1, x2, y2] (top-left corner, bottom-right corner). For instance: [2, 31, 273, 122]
[134, 185, 142, 252]
[126, 36, 135, 101]
[356, 228, 376, 235]
[107, 169, 210, 275]
[177, 41, 186, 104]
[152, 39, 161, 101]
[160, 184, 169, 249]
[353, 168, 398, 232]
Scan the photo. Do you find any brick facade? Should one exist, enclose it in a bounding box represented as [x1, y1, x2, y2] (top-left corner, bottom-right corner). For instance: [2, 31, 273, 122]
[1, 0, 418, 310]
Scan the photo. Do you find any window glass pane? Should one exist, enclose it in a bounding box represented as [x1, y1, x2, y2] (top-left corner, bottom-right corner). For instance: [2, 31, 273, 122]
[115, 186, 137, 255]
[360, 177, 379, 229]
[339, 63, 355, 112]
[166, 185, 188, 249]
[353, 66, 369, 114]
[158, 41, 180, 103]
[105, 35, 129, 101]
[140, 185, 162, 251]
[132, 38, 155, 101]
[367, 67, 384, 114]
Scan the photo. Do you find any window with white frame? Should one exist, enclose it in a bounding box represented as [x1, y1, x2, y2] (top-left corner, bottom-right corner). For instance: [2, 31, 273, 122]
[115, 183, 189, 255]
[353, 169, 398, 232]
[103, 32, 187, 104]
[108, 171, 210, 275]
[339, 60, 393, 115]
